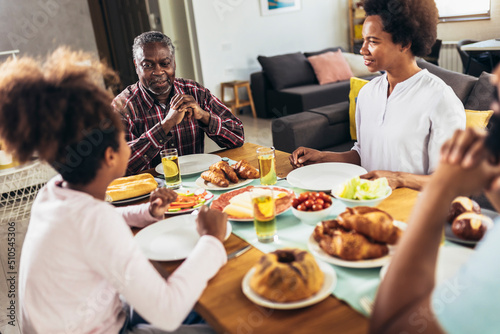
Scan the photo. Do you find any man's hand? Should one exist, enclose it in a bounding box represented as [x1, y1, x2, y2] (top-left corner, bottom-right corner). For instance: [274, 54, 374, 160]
[289, 147, 324, 169]
[149, 188, 178, 219]
[196, 205, 227, 242]
[171, 94, 210, 124]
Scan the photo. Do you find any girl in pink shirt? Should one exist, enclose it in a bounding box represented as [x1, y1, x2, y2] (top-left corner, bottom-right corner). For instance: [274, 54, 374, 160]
[0, 48, 227, 334]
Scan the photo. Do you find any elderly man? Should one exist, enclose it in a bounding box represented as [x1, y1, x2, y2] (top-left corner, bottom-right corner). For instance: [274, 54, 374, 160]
[113, 31, 244, 174]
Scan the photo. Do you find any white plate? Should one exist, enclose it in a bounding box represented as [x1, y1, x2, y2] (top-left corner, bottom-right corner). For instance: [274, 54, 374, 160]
[380, 245, 474, 284]
[135, 215, 232, 261]
[164, 188, 214, 215]
[445, 208, 497, 246]
[195, 177, 254, 191]
[155, 154, 221, 176]
[241, 261, 337, 309]
[287, 163, 368, 191]
[307, 221, 407, 268]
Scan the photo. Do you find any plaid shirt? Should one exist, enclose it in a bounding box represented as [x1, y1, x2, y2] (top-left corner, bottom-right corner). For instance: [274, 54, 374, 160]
[113, 79, 244, 174]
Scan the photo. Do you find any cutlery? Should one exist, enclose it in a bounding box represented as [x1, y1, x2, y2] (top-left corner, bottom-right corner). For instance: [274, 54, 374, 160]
[227, 245, 251, 260]
[359, 295, 374, 315]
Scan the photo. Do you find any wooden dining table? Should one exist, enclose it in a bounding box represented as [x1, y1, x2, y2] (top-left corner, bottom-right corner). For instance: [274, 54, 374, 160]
[135, 142, 419, 334]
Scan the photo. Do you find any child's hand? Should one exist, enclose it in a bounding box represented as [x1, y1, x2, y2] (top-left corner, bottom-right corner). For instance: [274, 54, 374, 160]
[196, 205, 227, 242]
[149, 188, 178, 219]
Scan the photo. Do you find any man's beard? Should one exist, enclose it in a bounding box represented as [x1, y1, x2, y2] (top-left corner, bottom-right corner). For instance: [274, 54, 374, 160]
[146, 78, 172, 96]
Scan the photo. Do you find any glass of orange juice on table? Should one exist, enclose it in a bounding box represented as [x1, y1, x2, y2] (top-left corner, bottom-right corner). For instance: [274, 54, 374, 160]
[160, 148, 181, 189]
[257, 146, 277, 185]
[251, 188, 277, 243]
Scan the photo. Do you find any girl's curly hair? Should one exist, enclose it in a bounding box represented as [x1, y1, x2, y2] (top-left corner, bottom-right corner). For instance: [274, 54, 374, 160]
[0, 47, 123, 184]
[363, 0, 438, 57]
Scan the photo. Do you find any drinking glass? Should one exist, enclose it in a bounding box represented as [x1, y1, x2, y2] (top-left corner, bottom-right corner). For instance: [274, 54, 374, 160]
[251, 188, 277, 243]
[257, 146, 277, 185]
[160, 148, 181, 189]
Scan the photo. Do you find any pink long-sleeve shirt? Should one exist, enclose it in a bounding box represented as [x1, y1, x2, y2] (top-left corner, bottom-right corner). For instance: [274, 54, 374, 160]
[19, 176, 227, 333]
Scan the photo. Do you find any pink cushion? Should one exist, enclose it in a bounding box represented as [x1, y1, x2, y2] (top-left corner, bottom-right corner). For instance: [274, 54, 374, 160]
[307, 50, 353, 85]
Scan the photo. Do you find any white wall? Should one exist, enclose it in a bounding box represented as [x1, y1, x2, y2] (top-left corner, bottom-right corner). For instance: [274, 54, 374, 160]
[190, 0, 348, 97]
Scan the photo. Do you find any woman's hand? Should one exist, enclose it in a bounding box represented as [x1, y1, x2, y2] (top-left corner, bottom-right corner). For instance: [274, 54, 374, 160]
[148, 188, 178, 219]
[196, 205, 227, 242]
[289, 147, 324, 168]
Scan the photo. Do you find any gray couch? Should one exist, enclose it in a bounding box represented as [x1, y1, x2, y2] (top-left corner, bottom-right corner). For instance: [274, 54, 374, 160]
[250, 47, 378, 119]
[271, 59, 495, 154]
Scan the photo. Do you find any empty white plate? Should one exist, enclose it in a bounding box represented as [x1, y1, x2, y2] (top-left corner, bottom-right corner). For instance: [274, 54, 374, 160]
[156, 154, 221, 176]
[287, 163, 367, 191]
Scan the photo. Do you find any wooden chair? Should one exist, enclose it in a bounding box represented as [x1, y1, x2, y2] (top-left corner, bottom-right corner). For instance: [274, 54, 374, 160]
[220, 80, 257, 118]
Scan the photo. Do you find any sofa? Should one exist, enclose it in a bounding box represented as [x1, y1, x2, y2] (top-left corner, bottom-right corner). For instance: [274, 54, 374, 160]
[271, 59, 495, 154]
[250, 47, 379, 119]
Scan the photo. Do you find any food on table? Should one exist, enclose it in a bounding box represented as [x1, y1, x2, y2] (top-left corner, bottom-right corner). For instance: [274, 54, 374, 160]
[210, 160, 239, 183]
[447, 196, 481, 223]
[337, 207, 401, 245]
[201, 169, 229, 187]
[292, 191, 332, 212]
[232, 159, 260, 179]
[105, 173, 157, 202]
[166, 188, 214, 213]
[313, 219, 389, 261]
[200, 160, 259, 187]
[335, 176, 390, 200]
[249, 248, 324, 302]
[211, 186, 293, 219]
[451, 212, 489, 241]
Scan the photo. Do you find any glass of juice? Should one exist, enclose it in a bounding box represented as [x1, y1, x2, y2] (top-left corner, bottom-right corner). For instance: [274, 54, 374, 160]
[160, 148, 181, 189]
[251, 187, 277, 243]
[257, 146, 277, 185]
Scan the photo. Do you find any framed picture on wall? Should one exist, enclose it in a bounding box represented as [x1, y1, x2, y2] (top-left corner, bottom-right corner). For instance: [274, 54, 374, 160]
[260, 0, 301, 16]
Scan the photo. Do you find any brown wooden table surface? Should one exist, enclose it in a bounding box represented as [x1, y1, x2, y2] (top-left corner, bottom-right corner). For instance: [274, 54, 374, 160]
[137, 143, 419, 334]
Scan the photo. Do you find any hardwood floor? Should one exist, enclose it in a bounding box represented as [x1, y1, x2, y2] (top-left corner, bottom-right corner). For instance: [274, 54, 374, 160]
[0, 112, 273, 333]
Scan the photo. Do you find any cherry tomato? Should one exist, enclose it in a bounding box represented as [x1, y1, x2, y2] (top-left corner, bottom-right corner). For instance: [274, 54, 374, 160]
[312, 204, 323, 211]
[297, 203, 307, 211]
[315, 198, 324, 206]
[298, 193, 308, 202]
[310, 192, 319, 199]
[292, 198, 300, 208]
[321, 193, 332, 204]
[323, 202, 331, 209]
[304, 200, 314, 208]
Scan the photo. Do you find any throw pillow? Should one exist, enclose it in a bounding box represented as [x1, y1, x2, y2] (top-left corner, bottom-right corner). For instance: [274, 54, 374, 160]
[304, 47, 345, 58]
[342, 52, 380, 77]
[307, 51, 353, 85]
[465, 72, 495, 110]
[257, 52, 316, 90]
[348, 77, 370, 140]
[465, 109, 493, 129]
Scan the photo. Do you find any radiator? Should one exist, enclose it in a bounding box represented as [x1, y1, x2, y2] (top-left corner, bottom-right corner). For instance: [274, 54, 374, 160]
[439, 41, 462, 73]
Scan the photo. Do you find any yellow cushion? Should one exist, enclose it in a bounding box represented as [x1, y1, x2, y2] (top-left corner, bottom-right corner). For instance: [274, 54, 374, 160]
[348, 77, 369, 140]
[465, 109, 493, 129]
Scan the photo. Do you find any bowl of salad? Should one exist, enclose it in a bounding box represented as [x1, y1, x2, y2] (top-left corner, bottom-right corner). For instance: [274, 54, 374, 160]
[333, 176, 392, 208]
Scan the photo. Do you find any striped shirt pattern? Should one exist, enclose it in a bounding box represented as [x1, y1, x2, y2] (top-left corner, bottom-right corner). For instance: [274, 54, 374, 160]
[113, 79, 244, 174]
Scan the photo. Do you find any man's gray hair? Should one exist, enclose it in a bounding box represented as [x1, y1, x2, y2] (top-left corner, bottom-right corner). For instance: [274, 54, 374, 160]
[132, 31, 175, 61]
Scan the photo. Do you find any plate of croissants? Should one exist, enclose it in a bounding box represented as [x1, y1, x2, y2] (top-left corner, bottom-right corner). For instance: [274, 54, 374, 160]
[444, 196, 496, 246]
[307, 206, 406, 268]
[195, 159, 260, 190]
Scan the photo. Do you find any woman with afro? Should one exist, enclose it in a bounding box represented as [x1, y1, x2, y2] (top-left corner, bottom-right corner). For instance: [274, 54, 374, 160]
[290, 0, 465, 191]
[0, 48, 228, 333]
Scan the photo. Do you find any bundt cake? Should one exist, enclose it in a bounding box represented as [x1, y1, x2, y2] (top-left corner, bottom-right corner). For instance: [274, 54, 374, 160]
[249, 248, 324, 303]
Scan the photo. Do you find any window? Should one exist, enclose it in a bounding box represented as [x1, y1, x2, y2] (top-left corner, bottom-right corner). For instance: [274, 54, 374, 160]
[435, 0, 490, 22]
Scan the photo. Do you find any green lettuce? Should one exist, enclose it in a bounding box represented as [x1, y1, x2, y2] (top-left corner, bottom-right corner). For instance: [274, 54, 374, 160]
[336, 176, 389, 200]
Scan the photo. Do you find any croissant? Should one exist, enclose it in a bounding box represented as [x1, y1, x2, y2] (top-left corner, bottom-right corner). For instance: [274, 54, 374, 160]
[210, 161, 239, 183]
[314, 220, 388, 261]
[201, 170, 229, 187]
[337, 207, 401, 245]
[232, 160, 260, 179]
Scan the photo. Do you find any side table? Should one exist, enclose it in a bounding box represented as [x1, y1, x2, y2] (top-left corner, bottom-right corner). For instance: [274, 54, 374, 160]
[220, 80, 257, 118]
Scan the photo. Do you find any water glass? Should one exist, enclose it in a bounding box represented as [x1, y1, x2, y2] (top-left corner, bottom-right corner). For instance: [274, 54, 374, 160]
[160, 148, 181, 189]
[257, 146, 277, 185]
[251, 187, 277, 243]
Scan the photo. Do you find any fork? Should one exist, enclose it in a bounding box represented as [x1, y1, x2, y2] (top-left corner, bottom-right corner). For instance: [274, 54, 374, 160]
[359, 296, 374, 316]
